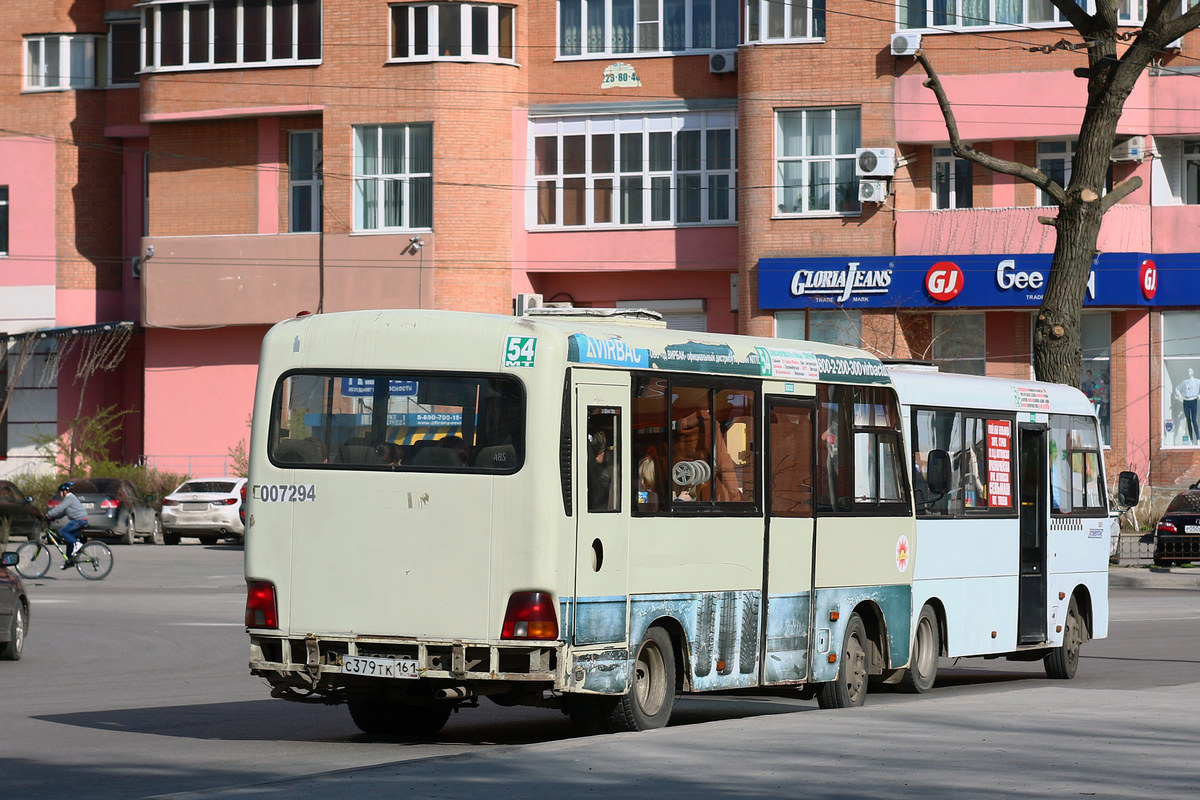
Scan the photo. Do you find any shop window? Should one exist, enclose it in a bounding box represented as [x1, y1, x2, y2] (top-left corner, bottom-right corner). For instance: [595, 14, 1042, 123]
[932, 146, 973, 210]
[289, 131, 323, 233]
[747, 0, 825, 42]
[558, 0, 738, 56]
[353, 124, 433, 231]
[775, 310, 862, 347]
[631, 376, 756, 514]
[1163, 310, 1200, 448]
[532, 112, 735, 229]
[1078, 312, 1111, 446]
[776, 107, 861, 217]
[932, 313, 985, 375]
[615, 299, 707, 331]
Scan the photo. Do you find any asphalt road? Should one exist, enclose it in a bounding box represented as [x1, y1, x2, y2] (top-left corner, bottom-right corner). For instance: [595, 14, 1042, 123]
[1, 544, 1197, 799]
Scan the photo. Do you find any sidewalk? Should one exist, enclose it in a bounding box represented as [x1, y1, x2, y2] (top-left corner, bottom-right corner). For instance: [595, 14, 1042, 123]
[1109, 562, 1200, 588]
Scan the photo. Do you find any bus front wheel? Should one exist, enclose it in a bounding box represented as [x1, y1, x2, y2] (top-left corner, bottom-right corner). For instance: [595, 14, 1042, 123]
[611, 626, 677, 732]
[900, 605, 940, 693]
[817, 613, 868, 709]
[1044, 596, 1083, 680]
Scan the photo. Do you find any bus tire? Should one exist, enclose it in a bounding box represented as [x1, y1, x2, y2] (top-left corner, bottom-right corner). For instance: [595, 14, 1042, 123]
[1044, 596, 1083, 680]
[609, 626, 676, 732]
[346, 693, 451, 739]
[899, 605, 940, 693]
[816, 612, 868, 709]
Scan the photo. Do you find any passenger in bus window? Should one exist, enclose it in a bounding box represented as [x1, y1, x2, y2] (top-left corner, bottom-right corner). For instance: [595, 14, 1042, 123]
[637, 451, 660, 511]
[375, 442, 403, 467]
[963, 448, 987, 508]
[587, 430, 613, 511]
[440, 435, 470, 466]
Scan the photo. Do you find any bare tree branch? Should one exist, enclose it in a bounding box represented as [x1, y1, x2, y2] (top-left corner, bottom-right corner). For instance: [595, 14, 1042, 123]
[913, 51, 1067, 206]
[1099, 175, 1143, 213]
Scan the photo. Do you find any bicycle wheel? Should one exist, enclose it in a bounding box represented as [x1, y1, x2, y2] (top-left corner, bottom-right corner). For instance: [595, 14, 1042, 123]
[15, 541, 51, 579]
[74, 541, 113, 580]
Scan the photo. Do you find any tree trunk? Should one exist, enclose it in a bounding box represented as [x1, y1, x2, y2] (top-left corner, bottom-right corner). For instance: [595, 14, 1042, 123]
[1033, 200, 1103, 386]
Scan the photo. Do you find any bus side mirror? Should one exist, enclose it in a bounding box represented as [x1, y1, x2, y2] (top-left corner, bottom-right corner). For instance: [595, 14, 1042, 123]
[1116, 471, 1140, 508]
[926, 449, 952, 496]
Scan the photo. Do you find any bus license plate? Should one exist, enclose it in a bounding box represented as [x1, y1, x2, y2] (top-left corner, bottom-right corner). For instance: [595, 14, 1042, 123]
[341, 655, 419, 679]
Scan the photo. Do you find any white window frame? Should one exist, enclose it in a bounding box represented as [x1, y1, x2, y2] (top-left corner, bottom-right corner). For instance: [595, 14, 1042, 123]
[1037, 139, 1075, 207]
[289, 131, 323, 233]
[1162, 310, 1200, 449]
[747, 0, 825, 42]
[900, 0, 1195, 30]
[353, 124, 433, 233]
[775, 106, 861, 217]
[1182, 139, 1200, 205]
[390, 3, 516, 63]
[556, 0, 740, 57]
[24, 34, 100, 91]
[141, 0, 322, 72]
[932, 146, 974, 210]
[529, 111, 736, 230]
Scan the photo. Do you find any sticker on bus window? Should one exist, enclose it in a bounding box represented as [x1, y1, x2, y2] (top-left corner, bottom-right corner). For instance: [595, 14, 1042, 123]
[504, 336, 537, 368]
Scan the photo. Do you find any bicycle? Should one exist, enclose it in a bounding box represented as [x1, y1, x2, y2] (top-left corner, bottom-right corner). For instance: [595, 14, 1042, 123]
[15, 526, 114, 580]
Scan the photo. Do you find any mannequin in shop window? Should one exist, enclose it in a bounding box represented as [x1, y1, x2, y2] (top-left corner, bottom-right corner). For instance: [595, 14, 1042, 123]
[1175, 368, 1200, 445]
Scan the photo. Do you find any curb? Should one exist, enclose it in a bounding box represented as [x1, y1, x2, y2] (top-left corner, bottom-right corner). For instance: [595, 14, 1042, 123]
[1109, 564, 1200, 589]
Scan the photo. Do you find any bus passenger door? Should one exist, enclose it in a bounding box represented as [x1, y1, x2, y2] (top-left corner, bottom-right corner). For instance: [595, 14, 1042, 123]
[572, 376, 630, 650]
[1017, 425, 1049, 644]
[761, 398, 816, 685]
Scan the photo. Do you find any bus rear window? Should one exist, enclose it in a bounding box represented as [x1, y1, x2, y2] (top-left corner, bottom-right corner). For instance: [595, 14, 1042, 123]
[269, 372, 524, 472]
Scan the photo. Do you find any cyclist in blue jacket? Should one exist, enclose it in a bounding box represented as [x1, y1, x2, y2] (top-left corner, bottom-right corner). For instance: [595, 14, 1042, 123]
[46, 482, 88, 567]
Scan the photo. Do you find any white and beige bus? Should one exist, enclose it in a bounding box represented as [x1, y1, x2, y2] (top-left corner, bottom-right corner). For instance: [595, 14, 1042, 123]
[887, 365, 1139, 692]
[245, 309, 919, 737]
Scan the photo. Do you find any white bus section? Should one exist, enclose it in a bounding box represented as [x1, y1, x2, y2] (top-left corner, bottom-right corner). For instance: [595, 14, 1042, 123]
[888, 364, 1129, 690]
[244, 309, 919, 736]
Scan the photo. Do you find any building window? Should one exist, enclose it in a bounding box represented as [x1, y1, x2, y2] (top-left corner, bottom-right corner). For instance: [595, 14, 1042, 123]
[289, 131, 323, 233]
[558, 0, 739, 56]
[1037, 139, 1075, 206]
[1163, 311, 1200, 448]
[353, 124, 433, 232]
[24, 34, 101, 90]
[899, 0, 1082, 29]
[0, 187, 8, 256]
[1183, 140, 1200, 205]
[109, 20, 140, 85]
[1078, 312, 1111, 447]
[776, 107, 861, 216]
[775, 310, 862, 347]
[142, 0, 321, 71]
[391, 4, 514, 61]
[932, 313, 985, 375]
[932, 146, 973, 210]
[531, 112, 736, 229]
[747, 0, 825, 42]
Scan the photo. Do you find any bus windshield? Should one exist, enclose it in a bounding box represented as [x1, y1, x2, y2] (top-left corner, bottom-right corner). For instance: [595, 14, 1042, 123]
[268, 371, 524, 471]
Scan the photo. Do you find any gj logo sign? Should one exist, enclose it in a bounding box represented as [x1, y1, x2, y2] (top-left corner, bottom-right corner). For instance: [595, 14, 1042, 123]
[925, 262, 964, 302]
[1140, 259, 1158, 300]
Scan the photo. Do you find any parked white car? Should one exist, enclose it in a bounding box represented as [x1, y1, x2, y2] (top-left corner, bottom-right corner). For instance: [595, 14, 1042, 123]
[160, 477, 247, 545]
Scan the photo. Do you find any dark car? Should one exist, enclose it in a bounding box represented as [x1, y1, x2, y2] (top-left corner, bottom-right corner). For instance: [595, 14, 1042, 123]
[0, 480, 44, 542]
[50, 478, 161, 545]
[1153, 489, 1200, 566]
[1, 550, 29, 660]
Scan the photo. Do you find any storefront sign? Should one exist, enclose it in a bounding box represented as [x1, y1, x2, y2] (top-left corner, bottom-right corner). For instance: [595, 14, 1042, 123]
[759, 252, 1198, 310]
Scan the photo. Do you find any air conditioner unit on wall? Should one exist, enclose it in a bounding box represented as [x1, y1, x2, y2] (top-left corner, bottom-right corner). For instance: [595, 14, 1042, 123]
[709, 51, 736, 73]
[891, 32, 922, 57]
[856, 147, 896, 177]
[515, 293, 543, 315]
[859, 179, 889, 204]
[1111, 135, 1146, 163]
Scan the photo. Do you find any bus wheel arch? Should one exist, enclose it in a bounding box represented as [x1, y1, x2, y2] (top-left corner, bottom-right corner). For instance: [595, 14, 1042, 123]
[900, 603, 943, 694]
[816, 611, 869, 709]
[610, 624, 679, 732]
[1044, 593, 1085, 680]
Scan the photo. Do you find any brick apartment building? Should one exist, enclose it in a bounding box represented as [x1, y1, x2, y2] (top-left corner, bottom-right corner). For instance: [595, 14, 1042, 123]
[1, 0, 1198, 488]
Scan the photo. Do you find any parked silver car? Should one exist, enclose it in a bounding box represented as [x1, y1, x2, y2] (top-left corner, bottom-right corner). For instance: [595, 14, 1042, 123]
[161, 478, 247, 545]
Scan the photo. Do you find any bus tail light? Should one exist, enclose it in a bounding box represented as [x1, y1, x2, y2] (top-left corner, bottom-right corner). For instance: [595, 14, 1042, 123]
[501, 591, 558, 640]
[246, 580, 278, 628]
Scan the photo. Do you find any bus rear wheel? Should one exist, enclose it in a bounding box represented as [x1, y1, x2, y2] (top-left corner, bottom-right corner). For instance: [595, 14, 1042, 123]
[817, 612, 868, 709]
[900, 605, 940, 693]
[346, 692, 452, 739]
[1044, 596, 1083, 680]
[610, 626, 676, 732]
